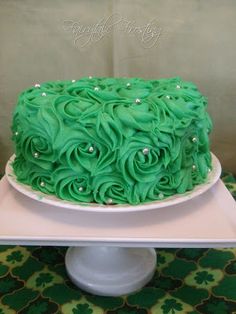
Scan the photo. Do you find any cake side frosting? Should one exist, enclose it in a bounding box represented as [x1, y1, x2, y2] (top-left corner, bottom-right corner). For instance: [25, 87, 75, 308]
[11, 77, 212, 205]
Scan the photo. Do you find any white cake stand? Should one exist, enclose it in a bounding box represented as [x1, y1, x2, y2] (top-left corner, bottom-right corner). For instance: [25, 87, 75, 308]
[2, 154, 235, 296]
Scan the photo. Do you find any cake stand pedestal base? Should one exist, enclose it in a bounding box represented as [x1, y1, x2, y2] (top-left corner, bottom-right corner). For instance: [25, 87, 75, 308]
[65, 246, 157, 296]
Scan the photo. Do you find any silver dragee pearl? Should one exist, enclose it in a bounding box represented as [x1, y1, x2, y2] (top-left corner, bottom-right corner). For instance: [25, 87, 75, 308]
[176, 85, 181, 89]
[159, 193, 164, 199]
[89, 76, 93, 79]
[41, 92, 47, 97]
[135, 98, 141, 104]
[166, 95, 170, 99]
[35, 84, 41, 88]
[40, 181, 45, 187]
[33, 152, 39, 158]
[72, 79, 76, 83]
[142, 148, 149, 155]
[88, 146, 94, 153]
[192, 137, 197, 143]
[106, 198, 113, 205]
[78, 187, 83, 192]
[192, 164, 196, 170]
[126, 83, 131, 87]
[208, 168, 212, 173]
[94, 87, 99, 91]
[15, 131, 19, 136]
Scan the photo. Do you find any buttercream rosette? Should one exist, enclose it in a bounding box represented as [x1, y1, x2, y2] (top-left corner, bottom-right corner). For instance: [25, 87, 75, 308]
[12, 77, 212, 205]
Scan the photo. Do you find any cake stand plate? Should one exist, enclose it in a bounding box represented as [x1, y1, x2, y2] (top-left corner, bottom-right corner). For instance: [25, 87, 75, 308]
[6, 153, 221, 212]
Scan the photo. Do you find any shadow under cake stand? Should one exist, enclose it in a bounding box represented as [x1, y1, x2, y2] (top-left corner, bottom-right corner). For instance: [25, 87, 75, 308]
[1, 154, 236, 296]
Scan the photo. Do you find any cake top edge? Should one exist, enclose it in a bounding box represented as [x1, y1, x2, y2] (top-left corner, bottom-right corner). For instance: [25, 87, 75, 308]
[17, 76, 206, 101]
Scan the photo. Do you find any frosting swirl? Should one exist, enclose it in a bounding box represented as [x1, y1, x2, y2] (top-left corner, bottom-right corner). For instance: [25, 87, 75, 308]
[117, 133, 162, 184]
[93, 173, 129, 204]
[53, 166, 93, 203]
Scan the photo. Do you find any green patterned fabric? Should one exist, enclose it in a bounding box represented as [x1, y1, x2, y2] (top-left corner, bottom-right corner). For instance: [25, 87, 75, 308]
[0, 172, 235, 314]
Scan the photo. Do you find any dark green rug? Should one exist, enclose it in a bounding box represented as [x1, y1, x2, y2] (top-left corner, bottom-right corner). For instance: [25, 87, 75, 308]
[0, 173, 235, 314]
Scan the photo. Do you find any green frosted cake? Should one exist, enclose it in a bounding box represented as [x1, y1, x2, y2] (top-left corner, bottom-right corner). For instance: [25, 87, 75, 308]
[11, 77, 212, 205]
